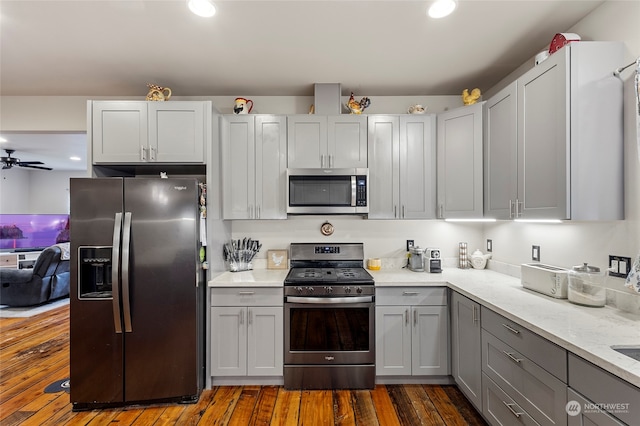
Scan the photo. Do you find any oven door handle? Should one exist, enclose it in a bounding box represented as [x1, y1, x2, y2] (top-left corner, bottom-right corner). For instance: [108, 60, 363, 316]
[286, 296, 374, 304]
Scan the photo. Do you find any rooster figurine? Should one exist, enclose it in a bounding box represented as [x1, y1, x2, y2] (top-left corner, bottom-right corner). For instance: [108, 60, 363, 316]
[346, 92, 371, 114]
[462, 88, 481, 105]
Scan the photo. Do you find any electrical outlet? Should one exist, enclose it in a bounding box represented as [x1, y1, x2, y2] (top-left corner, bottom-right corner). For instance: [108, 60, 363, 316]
[406, 240, 415, 251]
[609, 255, 631, 278]
[487, 239, 493, 253]
[532, 245, 540, 262]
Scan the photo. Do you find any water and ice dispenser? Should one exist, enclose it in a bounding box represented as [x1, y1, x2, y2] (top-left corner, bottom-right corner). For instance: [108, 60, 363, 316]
[78, 247, 113, 299]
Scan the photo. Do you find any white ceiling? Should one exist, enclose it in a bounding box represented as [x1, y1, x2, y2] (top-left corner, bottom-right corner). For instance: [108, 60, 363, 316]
[0, 0, 607, 170]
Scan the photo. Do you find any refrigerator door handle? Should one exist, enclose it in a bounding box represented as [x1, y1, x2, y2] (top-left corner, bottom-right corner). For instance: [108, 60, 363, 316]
[111, 212, 123, 334]
[121, 212, 133, 333]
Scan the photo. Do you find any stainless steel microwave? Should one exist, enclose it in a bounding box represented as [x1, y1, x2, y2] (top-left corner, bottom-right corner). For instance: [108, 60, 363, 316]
[286, 168, 369, 215]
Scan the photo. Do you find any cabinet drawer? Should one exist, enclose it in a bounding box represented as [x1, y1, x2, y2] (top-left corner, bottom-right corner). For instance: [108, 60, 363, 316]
[211, 287, 283, 306]
[567, 388, 625, 426]
[0, 254, 18, 268]
[376, 287, 446, 306]
[482, 373, 540, 426]
[482, 330, 567, 426]
[481, 307, 566, 381]
[568, 353, 639, 425]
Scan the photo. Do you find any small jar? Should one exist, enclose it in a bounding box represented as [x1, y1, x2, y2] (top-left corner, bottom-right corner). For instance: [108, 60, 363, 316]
[568, 263, 606, 307]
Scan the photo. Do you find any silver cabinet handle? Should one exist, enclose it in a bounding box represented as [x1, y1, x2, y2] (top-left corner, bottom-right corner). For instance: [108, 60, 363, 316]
[121, 212, 133, 333]
[403, 291, 419, 296]
[239, 309, 244, 325]
[402, 205, 406, 218]
[248, 308, 252, 325]
[257, 205, 260, 219]
[472, 306, 478, 323]
[517, 199, 523, 218]
[141, 146, 147, 161]
[502, 323, 521, 334]
[503, 402, 524, 418]
[111, 212, 123, 334]
[509, 199, 514, 218]
[238, 291, 255, 295]
[329, 155, 333, 168]
[394, 205, 397, 218]
[413, 309, 417, 326]
[405, 309, 409, 325]
[503, 351, 523, 363]
[150, 147, 156, 161]
[439, 204, 444, 219]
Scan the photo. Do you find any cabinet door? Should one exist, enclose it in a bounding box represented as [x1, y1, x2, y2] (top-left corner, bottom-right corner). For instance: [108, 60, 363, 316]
[375, 306, 411, 376]
[437, 103, 484, 218]
[149, 102, 205, 163]
[255, 116, 287, 219]
[211, 307, 247, 376]
[328, 115, 368, 168]
[517, 48, 569, 219]
[247, 307, 283, 376]
[92, 101, 148, 163]
[412, 306, 449, 376]
[287, 115, 327, 168]
[484, 82, 518, 219]
[222, 116, 255, 219]
[567, 388, 625, 426]
[367, 115, 400, 219]
[400, 115, 437, 219]
[451, 292, 482, 409]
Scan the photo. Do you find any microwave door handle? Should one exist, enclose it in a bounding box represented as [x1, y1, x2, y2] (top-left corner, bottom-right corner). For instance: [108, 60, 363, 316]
[351, 175, 356, 206]
[111, 212, 123, 334]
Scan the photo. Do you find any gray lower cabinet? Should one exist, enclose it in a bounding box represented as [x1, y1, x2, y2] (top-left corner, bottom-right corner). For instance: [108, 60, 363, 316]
[450, 291, 482, 410]
[376, 287, 449, 377]
[481, 308, 567, 426]
[568, 353, 639, 425]
[566, 389, 625, 426]
[210, 288, 283, 378]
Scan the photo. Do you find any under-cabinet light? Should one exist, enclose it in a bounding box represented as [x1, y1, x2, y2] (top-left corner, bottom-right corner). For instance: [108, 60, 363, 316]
[514, 219, 563, 223]
[444, 218, 497, 223]
[70, 156, 81, 161]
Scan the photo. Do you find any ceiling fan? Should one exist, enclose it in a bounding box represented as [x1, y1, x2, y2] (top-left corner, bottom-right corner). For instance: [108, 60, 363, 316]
[1, 149, 52, 170]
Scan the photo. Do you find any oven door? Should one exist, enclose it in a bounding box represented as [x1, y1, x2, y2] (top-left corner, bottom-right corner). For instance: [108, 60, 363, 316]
[284, 295, 375, 365]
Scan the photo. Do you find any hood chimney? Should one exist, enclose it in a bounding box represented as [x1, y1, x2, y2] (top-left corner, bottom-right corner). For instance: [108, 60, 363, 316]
[314, 83, 342, 115]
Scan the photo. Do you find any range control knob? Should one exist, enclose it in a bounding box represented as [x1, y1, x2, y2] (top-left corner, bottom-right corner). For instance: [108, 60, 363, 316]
[356, 286, 363, 294]
[343, 286, 352, 293]
[306, 286, 315, 293]
[324, 286, 333, 294]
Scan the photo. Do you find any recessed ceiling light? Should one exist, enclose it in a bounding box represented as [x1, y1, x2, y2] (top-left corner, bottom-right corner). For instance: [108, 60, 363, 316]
[188, 0, 216, 18]
[70, 156, 81, 161]
[428, 0, 457, 19]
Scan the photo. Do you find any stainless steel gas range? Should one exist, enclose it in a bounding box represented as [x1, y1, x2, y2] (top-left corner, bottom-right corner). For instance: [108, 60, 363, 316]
[283, 243, 375, 390]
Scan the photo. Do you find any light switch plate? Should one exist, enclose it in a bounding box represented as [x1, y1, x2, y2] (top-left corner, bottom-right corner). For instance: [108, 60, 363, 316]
[609, 255, 631, 278]
[532, 245, 540, 262]
[487, 239, 493, 252]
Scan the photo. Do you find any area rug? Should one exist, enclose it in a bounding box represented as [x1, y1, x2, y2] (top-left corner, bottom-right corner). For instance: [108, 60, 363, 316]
[0, 297, 69, 318]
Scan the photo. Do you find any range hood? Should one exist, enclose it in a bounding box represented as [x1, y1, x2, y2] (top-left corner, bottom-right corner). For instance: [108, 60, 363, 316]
[314, 83, 342, 115]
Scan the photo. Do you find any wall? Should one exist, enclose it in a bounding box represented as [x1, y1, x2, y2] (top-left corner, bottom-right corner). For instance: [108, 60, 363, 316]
[0, 169, 86, 213]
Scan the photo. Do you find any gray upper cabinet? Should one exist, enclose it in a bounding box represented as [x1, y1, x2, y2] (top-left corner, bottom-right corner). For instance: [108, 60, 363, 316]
[437, 103, 484, 219]
[484, 81, 518, 219]
[221, 115, 287, 219]
[287, 115, 367, 168]
[368, 115, 437, 219]
[485, 42, 624, 220]
[92, 100, 208, 164]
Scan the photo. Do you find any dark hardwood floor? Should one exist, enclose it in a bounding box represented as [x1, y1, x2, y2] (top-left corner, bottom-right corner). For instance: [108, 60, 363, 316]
[0, 303, 487, 425]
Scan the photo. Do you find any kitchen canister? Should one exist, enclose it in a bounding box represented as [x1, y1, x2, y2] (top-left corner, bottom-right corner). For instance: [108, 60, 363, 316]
[458, 242, 469, 269]
[567, 263, 606, 307]
[367, 258, 381, 270]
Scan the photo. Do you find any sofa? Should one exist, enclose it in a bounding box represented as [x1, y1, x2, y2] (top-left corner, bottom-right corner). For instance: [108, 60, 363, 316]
[0, 244, 70, 307]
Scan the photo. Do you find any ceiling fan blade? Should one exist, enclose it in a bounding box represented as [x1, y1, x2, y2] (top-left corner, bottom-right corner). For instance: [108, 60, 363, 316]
[19, 164, 52, 171]
[17, 160, 45, 165]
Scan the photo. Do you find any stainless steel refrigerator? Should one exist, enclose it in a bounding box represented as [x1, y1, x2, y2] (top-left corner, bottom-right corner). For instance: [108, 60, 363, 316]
[69, 177, 205, 410]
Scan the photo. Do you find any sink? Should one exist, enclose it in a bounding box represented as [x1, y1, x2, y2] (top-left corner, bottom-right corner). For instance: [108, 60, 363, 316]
[611, 345, 640, 362]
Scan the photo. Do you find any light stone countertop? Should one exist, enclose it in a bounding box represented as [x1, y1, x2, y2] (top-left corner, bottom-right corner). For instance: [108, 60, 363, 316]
[209, 267, 640, 388]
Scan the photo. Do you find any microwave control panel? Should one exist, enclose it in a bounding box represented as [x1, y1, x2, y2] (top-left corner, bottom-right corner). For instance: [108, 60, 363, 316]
[356, 176, 367, 206]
